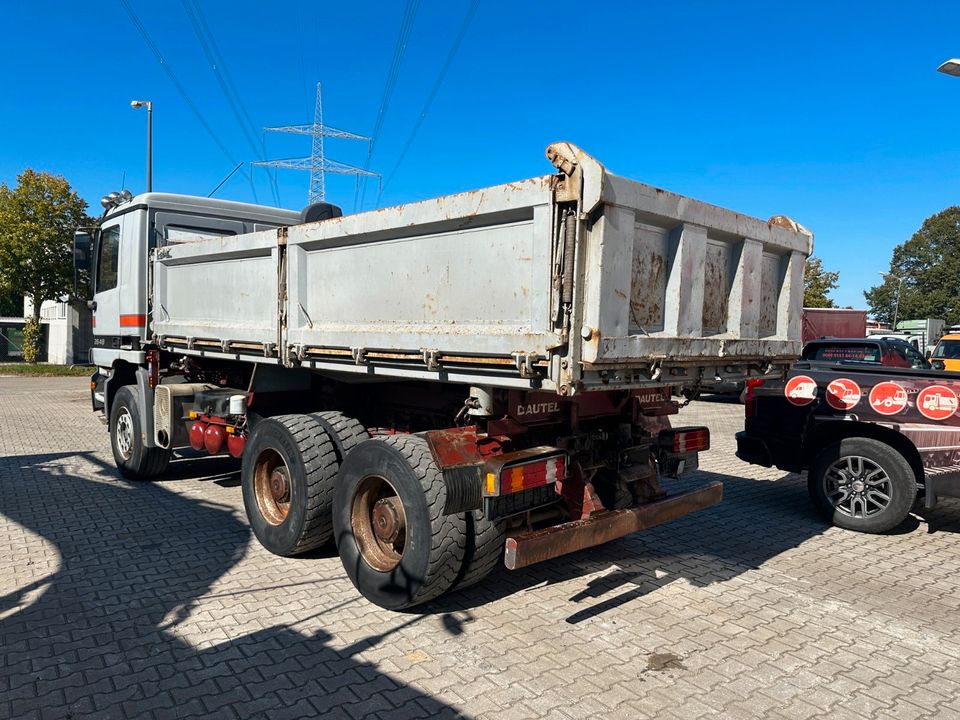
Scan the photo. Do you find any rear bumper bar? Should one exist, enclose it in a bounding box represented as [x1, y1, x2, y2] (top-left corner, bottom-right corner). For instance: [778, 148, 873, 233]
[503, 481, 723, 570]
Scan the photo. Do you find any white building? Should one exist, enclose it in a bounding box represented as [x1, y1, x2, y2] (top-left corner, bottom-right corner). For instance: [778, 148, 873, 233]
[20, 297, 93, 365]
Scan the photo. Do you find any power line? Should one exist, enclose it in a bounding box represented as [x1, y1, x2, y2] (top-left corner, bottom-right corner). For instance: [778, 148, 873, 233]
[378, 0, 480, 205]
[355, 0, 420, 211]
[118, 0, 258, 201]
[181, 0, 281, 207]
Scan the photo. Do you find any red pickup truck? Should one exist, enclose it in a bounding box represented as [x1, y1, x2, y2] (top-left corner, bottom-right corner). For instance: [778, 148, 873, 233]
[736, 362, 960, 532]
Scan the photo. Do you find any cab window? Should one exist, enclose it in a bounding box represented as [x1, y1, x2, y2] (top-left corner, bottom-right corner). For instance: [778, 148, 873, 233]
[96, 224, 120, 292]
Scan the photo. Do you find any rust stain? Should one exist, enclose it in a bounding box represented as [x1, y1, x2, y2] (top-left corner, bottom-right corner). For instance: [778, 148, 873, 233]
[702, 244, 728, 332]
[630, 251, 666, 330]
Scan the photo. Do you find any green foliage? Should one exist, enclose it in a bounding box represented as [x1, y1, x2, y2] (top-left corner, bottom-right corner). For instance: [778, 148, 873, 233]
[0, 169, 92, 322]
[864, 206, 960, 326]
[21, 317, 41, 364]
[803, 256, 839, 308]
[0, 288, 22, 317]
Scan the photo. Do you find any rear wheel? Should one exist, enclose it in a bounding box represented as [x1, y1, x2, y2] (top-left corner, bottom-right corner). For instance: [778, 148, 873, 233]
[333, 435, 466, 610]
[309, 410, 368, 462]
[241, 415, 338, 556]
[110, 385, 170, 480]
[808, 438, 916, 533]
[452, 510, 506, 591]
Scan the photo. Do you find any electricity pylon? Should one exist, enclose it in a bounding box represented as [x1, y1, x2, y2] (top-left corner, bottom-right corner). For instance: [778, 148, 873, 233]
[253, 83, 379, 204]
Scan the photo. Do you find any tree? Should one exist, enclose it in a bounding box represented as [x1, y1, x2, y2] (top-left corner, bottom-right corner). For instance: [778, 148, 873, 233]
[864, 206, 960, 327]
[803, 256, 839, 308]
[0, 169, 91, 361]
[0, 288, 22, 317]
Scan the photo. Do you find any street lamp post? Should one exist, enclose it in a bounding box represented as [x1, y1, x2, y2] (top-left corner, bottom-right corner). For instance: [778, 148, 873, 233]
[879, 272, 904, 329]
[938, 59, 960, 77]
[130, 100, 153, 192]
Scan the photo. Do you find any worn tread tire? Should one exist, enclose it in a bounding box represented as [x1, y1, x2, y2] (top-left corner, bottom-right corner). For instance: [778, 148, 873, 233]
[110, 385, 170, 480]
[241, 414, 338, 556]
[452, 510, 506, 591]
[808, 437, 916, 534]
[333, 435, 466, 610]
[309, 410, 368, 461]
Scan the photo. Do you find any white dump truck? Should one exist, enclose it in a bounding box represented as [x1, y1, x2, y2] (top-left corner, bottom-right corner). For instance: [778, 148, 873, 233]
[75, 142, 811, 609]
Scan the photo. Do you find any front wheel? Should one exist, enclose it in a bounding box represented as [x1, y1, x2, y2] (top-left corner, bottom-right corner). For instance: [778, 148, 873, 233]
[808, 438, 916, 533]
[110, 386, 170, 480]
[333, 435, 466, 610]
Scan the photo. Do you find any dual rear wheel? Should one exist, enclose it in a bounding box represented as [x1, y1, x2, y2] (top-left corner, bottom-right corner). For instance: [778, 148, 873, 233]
[241, 415, 504, 609]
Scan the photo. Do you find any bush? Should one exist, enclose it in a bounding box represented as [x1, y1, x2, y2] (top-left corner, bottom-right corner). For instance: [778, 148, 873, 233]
[22, 317, 41, 364]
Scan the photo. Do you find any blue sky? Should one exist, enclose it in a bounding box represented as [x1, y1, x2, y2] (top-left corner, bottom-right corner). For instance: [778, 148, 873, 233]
[2, 1, 960, 309]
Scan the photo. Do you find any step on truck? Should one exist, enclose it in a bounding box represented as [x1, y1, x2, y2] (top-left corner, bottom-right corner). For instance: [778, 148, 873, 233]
[75, 142, 812, 609]
[737, 360, 960, 532]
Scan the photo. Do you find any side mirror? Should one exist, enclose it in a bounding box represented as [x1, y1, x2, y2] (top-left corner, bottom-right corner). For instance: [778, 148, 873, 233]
[926, 349, 933, 360]
[73, 228, 94, 296]
[932, 360, 946, 371]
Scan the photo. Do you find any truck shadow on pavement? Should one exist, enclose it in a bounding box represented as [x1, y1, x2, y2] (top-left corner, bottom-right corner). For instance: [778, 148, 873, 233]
[0, 450, 468, 719]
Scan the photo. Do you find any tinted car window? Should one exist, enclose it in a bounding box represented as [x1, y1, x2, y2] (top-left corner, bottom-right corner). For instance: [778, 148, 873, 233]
[802, 344, 880, 363]
[897, 342, 929, 368]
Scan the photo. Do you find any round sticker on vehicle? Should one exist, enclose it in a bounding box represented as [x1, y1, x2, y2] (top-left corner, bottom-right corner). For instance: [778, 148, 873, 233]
[868, 381, 908, 416]
[785, 375, 817, 406]
[916, 385, 959, 421]
[825, 378, 861, 411]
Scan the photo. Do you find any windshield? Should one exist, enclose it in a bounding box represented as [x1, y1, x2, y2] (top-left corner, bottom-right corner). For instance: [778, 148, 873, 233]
[933, 340, 960, 359]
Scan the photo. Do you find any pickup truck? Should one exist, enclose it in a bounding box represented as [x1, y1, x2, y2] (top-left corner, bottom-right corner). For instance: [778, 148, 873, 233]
[736, 363, 960, 532]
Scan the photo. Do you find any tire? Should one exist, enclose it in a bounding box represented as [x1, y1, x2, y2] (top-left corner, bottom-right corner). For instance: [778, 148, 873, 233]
[309, 410, 368, 462]
[333, 435, 466, 610]
[241, 414, 338, 556]
[110, 385, 170, 480]
[808, 438, 916, 533]
[452, 510, 506, 591]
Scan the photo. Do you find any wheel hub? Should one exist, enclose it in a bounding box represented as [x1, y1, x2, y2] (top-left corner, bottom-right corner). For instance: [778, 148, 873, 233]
[372, 497, 404, 543]
[351, 475, 406, 572]
[823, 455, 892, 518]
[253, 449, 291, 526]
[269, 468, 290, 503]
[116, 408, 134, 459]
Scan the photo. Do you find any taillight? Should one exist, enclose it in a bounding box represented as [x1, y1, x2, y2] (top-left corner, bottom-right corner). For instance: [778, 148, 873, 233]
[485, 455, 566, 496]
[745, 378, 764, 419]
[660, 427, 710, 453]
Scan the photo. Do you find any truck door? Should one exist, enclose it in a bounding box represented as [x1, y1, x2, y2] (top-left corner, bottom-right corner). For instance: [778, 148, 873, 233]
[90, 216, 123, 366]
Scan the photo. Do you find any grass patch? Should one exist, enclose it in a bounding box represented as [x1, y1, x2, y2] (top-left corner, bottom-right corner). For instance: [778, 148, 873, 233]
[0, 363, 94, 377]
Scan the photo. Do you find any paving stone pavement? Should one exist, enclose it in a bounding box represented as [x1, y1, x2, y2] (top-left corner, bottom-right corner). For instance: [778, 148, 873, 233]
[2, 377, 960, 719]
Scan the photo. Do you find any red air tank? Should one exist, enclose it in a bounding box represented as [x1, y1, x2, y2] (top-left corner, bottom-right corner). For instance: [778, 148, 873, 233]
[204, 424, 226, 455]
